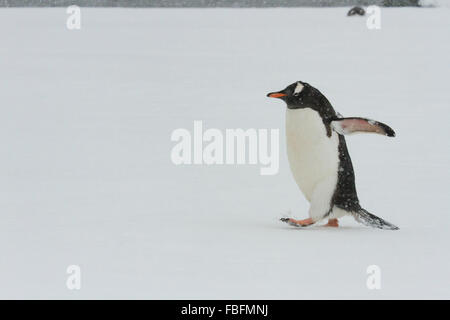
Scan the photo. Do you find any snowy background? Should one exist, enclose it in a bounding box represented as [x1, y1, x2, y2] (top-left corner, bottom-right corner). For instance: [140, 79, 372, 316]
[0, 0, 428, 8]
[0, 6, 449, 299]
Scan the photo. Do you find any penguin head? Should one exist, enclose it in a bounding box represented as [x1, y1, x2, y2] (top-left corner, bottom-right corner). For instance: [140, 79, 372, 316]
[267, 81, 320, 109]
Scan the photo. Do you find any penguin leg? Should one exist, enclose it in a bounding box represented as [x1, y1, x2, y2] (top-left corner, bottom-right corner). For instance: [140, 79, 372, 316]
[308, 176, 336, 223]
[281, 176, 336, 229]
[324, 219, 339, 227]
[280, 217, 314, 227]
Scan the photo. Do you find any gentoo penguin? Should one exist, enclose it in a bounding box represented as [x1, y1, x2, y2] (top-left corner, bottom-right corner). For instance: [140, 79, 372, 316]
[267, 81, 398, 230]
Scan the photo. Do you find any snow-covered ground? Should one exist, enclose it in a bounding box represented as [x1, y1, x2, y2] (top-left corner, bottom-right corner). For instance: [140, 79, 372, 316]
[0, 7, 449, 299]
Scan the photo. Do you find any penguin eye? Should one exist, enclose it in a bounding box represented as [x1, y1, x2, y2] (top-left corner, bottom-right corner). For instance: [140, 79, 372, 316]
[293, 82, 304, 96]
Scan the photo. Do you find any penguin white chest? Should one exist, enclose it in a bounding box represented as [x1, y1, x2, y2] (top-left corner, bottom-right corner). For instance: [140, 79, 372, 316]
[286, 108, 340, 201]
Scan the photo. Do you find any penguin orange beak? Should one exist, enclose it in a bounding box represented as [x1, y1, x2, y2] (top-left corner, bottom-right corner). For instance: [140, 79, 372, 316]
[267, 92, 286, 98]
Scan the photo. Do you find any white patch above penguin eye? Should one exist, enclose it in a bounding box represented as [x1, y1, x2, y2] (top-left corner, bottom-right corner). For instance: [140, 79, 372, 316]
[293, 82, 304, 96]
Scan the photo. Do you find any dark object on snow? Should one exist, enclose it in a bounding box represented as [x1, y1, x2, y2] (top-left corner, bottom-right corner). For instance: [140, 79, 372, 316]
[383, 0, 420, 6]
[347, 6, 365, 16]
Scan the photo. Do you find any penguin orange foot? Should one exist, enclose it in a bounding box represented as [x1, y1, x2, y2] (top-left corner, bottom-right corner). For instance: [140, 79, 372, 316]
[280, 218, 314, 227]
[324, 219, 339, 227]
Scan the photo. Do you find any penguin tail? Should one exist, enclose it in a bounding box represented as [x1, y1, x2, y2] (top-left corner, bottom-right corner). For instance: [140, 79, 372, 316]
[353, 208, 399, 230]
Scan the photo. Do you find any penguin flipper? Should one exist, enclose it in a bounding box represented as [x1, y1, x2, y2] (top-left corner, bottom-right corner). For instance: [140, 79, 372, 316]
[354, 209, 399, 230]
[331, 117, 395, 137]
